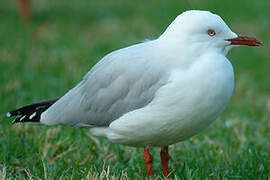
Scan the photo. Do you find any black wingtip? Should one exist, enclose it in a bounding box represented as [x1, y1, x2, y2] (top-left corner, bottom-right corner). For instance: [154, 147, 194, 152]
[12, 115, 30, 124]
[6, 111, 18, 124]
[12, 118, 19, 124]
[7, 98, 59, 124]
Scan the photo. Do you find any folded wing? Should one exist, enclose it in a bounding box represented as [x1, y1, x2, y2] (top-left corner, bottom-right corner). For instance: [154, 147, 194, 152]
[41, 41, 170, 127]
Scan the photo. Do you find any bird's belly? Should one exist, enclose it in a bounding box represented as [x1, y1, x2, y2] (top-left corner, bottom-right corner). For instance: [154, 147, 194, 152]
[106, 57, 234, 147]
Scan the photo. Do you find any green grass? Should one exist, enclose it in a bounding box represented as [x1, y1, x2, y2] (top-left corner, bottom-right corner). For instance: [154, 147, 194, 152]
[0, 0, 270, 179]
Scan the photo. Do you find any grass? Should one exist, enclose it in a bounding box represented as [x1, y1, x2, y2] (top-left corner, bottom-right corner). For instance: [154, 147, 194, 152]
[0, 0, 270, 179]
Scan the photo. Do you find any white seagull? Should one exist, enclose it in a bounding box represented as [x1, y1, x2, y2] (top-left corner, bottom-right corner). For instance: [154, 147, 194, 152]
[7, 10, 262, 178]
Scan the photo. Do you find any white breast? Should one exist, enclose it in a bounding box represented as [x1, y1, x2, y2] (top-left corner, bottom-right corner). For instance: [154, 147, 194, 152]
[91, 53, 234, 147]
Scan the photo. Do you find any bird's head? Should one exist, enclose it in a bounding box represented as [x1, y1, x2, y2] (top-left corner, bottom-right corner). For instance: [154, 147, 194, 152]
[159, 10, 262, 56]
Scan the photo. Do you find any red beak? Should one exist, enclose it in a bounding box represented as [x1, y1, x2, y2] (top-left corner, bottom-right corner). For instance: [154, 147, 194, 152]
[227, 35, 262, 46]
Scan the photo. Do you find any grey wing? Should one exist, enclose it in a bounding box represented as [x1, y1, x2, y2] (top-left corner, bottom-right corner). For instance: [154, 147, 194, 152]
[41, 42, 170, 127]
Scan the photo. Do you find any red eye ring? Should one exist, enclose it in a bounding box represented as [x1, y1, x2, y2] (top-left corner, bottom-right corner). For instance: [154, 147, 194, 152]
[208, 29, 216, 36]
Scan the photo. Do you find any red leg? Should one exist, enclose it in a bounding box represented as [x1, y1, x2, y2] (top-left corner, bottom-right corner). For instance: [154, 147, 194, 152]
[160, 146, 170, 178]
[143, 147, 153, 177]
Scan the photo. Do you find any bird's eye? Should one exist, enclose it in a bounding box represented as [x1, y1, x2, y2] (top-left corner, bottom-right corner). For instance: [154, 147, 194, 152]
[207, 29, 216, 37]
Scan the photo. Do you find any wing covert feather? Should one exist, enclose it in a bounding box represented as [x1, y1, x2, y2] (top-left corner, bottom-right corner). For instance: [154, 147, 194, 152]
[42, 41, 170, 126]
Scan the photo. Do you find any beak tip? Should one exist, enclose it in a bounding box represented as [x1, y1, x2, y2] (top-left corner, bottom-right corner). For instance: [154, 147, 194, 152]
[227, 35, 263, 47]
[252, 40, 262, 47]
